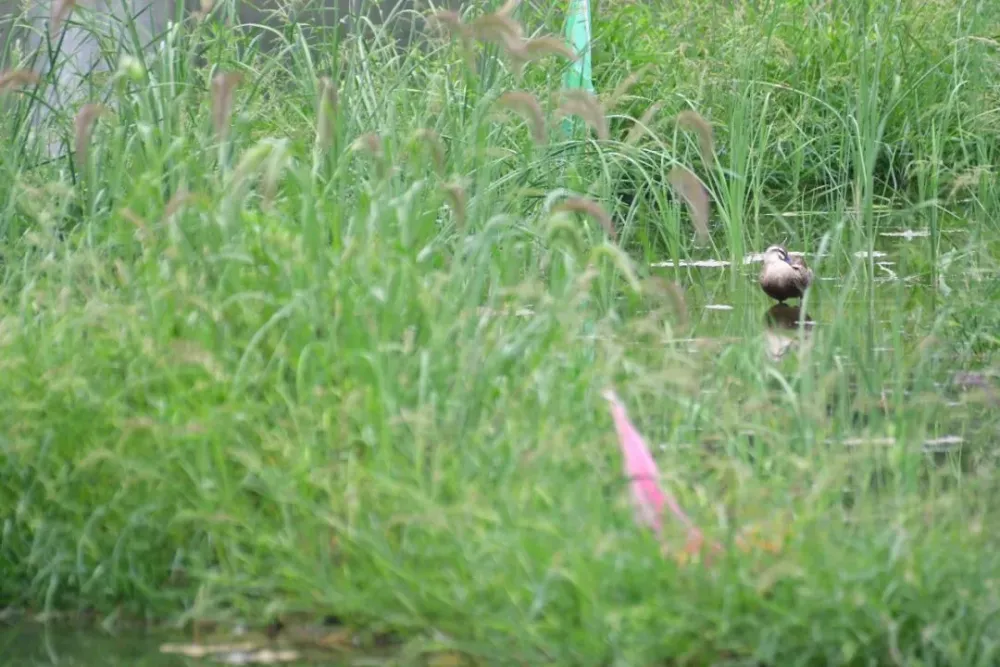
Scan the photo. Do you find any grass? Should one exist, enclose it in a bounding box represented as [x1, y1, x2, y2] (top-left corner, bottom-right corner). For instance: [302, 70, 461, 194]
[1, 0, 1000, 664]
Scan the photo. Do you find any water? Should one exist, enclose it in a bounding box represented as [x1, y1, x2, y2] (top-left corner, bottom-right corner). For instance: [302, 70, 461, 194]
[0, 620, 364, 666]
[3, 622, 194, 667]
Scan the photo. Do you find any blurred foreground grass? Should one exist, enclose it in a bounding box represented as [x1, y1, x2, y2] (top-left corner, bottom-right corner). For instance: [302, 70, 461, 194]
[1, 0, 1000, 664]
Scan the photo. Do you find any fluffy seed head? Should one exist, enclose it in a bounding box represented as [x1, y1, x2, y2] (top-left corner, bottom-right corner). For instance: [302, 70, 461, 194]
[522, 36, 577, 61]
[495, 91, 546, 145]
[316, 76, 338, 150]
[74, 103, 106, 168]
[425, 10, 471, 43]
[676, 110, 715, 167]
[354, 133, 383, 157]
[625, 101, 663, 146]
[50, 0, 77, 38]
[557, 89, 609, 141]
[442, 179, 467, 227]
[509, 36, 578, 79]
[668, 166, 710, 245]
[211, 72, 243, 140]
[0, 69, 40, 93]
[469, 13, 523, 45]
[412, 128, 446, 175]
[192, 0, 214, 20]
[607, 65, 652, 110]
[554, 196, 616, 241]
[164, 186, 195, 220]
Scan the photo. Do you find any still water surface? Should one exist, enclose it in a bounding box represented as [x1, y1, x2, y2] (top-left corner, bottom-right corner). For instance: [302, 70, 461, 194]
[1, 621, 357, 666]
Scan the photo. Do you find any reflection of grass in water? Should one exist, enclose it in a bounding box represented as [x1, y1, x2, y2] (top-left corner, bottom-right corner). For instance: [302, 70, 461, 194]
[3, 622, 188, 667]
[0, 0, 999, 665]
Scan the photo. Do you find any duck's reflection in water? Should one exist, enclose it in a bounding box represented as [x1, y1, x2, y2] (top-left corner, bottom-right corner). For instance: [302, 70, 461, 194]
[763, 304, 814, 361]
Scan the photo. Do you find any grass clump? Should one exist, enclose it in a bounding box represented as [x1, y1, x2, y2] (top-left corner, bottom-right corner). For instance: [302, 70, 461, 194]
[1, 0, 999, 664]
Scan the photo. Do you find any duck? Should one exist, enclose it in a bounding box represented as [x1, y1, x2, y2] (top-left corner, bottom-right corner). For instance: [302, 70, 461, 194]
[758, 245, 813, 303]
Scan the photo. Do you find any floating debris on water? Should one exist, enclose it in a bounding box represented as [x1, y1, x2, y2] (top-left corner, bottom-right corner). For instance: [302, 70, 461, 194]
[704, 304, 734, 311]
[877, 263, 899, 279]
[924, 435, 965, 449]
[652, 253, 806, 268]
[651, 249, 893, 269]
[840, 437, 895, 447]
[476, 307, 535, 318]
[881, 230, 930, 240]
[666, 336, 743, 345]
[952, 371, 996, 388]
[880, 229, 966, 240]
[650, 259, 733, 268]
[160, 642, 300, 664]
[836, 435, 964, 451]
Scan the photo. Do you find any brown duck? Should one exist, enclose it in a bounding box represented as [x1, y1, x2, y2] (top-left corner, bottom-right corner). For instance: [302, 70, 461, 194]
[758, 245, 813, 303]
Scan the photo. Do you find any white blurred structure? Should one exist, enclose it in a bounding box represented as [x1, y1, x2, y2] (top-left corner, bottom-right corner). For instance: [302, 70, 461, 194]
[0, 1, 439, 156]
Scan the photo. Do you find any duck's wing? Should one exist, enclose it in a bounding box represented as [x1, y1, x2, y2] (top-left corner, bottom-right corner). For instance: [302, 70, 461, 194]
[788, 256, 813, 288]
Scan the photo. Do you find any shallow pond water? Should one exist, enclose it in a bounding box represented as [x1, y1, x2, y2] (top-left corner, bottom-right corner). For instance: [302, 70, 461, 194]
[1, 621, 365, 666]
[639, 226, 999, 457]
[3, 622, 195, 667]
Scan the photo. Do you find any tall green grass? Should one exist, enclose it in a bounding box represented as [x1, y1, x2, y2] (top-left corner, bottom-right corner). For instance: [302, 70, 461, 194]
[1, 0, 999, 664]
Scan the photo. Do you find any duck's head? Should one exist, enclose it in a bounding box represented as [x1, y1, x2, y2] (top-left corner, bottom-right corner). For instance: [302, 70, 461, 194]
[763, 245, 791, 265]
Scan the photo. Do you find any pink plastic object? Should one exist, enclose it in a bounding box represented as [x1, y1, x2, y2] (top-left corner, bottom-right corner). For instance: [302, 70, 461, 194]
[602, 389, 701, 544]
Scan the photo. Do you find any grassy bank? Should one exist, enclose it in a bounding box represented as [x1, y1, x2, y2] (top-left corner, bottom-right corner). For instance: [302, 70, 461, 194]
[2, 0, 1000, 664]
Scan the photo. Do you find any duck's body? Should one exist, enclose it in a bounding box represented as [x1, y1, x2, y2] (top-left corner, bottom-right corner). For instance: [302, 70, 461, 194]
[758, 245, 813, 302]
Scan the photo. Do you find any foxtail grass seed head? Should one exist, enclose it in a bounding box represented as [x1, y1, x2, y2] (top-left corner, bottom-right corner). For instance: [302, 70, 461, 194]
[411, 128, 446, 176]
[425, 10, 472, 45]
[350, 133, 389, 179]
[119, 208, 151, 245]
[260, 141, 289, 210]
[607, 64, 652, 110]
[0, 69, 40, 93]
[353, 133, 384, 158]
[469, 13, 524, 46]
[676, 110, 715, 167]
[949, 166, 989, 199]
[557, 89, 609, 141]
[192, 0, 214, 21]
[507, 36, 578, 78]
[316, 76, 338, 150]
[164, 186, 193, 221]
[668, 166, 711, 245]
[625, 101, 663, 146]
[521, 36, 577, 61]
[211, 71, 243, 140]
[497, 0, 521, 17]
[495, 91, 546, 145]
[554, 196, 616, 241]
[442, 179, 467, 227]
[230, 140, 283, 206]
[50, 0, 77, 38]
[74, 103, 106, 169]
